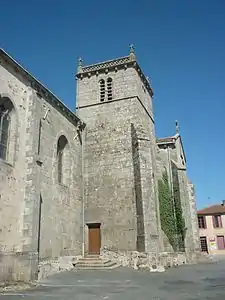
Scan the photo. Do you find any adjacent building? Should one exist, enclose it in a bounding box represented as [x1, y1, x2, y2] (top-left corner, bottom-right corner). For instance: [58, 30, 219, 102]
[198, 202, 225, 254]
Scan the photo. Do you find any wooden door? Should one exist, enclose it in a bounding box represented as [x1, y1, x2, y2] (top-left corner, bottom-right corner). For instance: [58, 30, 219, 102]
[217, 235, 225, 250]
[88, 223, 101, 255]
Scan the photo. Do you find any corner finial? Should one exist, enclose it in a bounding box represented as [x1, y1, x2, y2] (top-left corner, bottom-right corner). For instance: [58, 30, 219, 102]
[130, 44, 134, 53]
[175, 120, 179, 134]
[129, 44, 136, 60]
[77, 57, 83, 73]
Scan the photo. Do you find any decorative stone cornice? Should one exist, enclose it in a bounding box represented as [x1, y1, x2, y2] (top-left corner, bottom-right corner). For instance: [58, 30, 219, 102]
[157, 137, 176, 145]
[76, 47, 153, 97]
[78, 56, 132, 74]
[0, 48, 83, 127]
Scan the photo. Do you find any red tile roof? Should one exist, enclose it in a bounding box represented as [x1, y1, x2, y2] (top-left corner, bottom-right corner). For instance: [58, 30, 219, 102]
[198, 204, 225, 215]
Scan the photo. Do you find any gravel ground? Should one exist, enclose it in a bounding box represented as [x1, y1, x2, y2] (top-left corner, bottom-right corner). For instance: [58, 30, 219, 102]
[0, 260, 225, 299]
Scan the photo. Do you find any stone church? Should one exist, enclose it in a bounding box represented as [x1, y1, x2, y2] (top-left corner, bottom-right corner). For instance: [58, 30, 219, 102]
[0, 46, 200, 282]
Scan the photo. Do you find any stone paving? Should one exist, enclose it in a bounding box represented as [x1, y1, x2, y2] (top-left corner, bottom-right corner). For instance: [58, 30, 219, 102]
[0, 260, 225, 299]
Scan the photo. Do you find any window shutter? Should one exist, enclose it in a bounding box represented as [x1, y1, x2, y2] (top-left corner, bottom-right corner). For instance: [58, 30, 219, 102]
[204, 216, 207, 228]
[217, 235, 225, 250]
[212, 216, 216, 228]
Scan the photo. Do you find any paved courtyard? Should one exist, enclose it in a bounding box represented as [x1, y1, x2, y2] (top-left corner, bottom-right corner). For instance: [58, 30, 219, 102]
[1, 260, 225, 299]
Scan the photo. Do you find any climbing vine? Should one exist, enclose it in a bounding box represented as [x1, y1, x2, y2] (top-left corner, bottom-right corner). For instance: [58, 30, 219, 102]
[158, 167, 186, 252]
[171, 162, 186, 251]
[158, 170, 177, 251]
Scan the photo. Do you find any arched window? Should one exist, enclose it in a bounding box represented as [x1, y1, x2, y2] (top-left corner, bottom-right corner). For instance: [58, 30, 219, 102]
[0, 97, 14, 160]
[99, 79, 105, 102]
[107, 77, 113, 100]
[57, 135, 69, 184]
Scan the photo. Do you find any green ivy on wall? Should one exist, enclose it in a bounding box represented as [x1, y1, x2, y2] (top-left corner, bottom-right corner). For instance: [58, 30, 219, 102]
[158, 170, 178, 251]
[158, 168, 186, 252]
[171, 162, 186, 251]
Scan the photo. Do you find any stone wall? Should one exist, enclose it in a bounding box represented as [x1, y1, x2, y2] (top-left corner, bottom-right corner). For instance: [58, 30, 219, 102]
[36, 93, 82, 262]
[187, 182, 200, 252]
[156, 137, 199, 256]
[0, 54, 83, 282]
[38, 255, 81, 280]
[77, 61, 161, 254]
[77, 67, 137, 108]
[177, 169, 195, 253]
[100, 247, 188, 271]
[171, 138, 199, 254]
[0, 59, 35, 281]
[80, 98, 139, 251]
[0, 49, 201, 282]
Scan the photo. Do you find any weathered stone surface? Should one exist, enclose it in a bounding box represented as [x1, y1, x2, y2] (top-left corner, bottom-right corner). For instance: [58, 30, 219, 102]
[100, 247, 194, 272]
[0, 48, 200, 282]
[77, 56, 161, 255]
[38, 255, 81, 280]
[156, 135, 200, 256]
[0, 51, 82, 282]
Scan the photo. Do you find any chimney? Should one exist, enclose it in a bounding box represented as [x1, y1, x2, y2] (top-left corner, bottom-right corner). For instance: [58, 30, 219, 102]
[221, 200, 225, 206]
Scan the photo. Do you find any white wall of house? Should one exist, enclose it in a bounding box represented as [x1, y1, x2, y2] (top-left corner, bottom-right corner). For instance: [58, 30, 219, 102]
[199, 214, 225, 255]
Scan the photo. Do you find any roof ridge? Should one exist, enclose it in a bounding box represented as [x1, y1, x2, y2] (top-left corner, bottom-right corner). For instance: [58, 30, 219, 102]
[0, 48, 84, 126]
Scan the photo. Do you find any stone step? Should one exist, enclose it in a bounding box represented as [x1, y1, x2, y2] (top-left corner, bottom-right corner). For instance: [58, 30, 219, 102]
[76, 260, 113, 265]
[74, 257, 119, 270]
[76, 259, 112, 265]
[75, 265, 118, 270]
[79, 257, 101, 261]
[84, 254, 100, 258]
[75, 262, 118, 270]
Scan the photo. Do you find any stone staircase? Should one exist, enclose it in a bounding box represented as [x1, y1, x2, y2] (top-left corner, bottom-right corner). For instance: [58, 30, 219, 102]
[73, 255, 119, 270]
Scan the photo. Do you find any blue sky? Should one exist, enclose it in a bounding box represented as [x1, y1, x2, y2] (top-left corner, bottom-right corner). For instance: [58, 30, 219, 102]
[1, 0, 225, 209]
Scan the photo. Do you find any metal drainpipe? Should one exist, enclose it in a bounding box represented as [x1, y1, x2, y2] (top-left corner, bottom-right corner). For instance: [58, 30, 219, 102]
[81, 125, 85, 257]
[76, 76, 84, 256]
[76, 76, 80, 114]
[167, 145, 177, 243]
[167, 145, 173, 194]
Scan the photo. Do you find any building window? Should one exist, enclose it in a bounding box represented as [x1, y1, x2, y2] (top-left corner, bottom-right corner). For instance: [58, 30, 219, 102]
[107, 77, 113, 100]
[217, 235, 225, 250]
[198, 216, 206, 229]
[200, 236, 208, 252]
[99, 79, 105, 102]
[180, 155, 185, 166]
[57, 135, 69, 185]
[212, 215, 223, 228]
[0, 98, 13, 161]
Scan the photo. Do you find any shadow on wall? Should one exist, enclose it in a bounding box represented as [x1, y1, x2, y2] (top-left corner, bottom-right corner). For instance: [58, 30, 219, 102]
[131, 123, 145, 252]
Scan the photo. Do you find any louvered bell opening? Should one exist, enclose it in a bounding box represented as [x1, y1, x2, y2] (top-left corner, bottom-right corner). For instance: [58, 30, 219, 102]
[100, 88, 105, 102]
[107, 80, 112, 100]
[100, 80, 105, 102]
